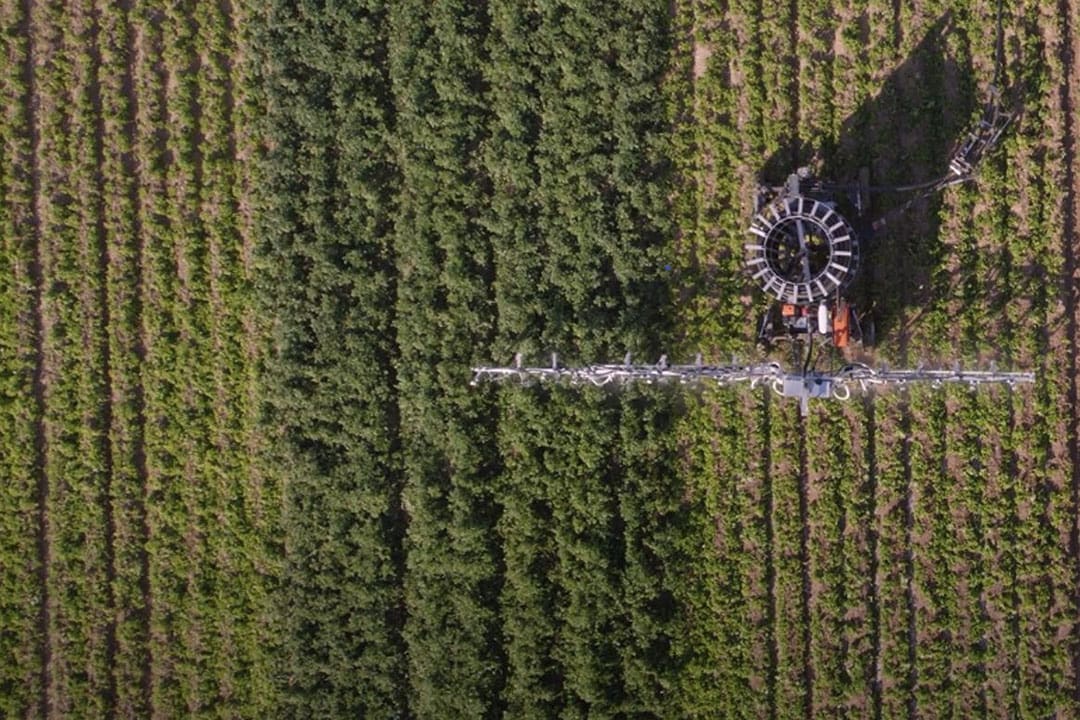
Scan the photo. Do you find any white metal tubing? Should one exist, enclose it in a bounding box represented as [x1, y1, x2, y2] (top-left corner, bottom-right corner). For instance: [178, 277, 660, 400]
[471, 359, 1034, 397]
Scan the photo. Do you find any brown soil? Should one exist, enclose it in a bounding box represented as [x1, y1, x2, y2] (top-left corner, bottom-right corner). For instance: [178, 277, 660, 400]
[128, 1, 161, 714]
[21, 0, 56, 713]
[692, 41, 711, 80]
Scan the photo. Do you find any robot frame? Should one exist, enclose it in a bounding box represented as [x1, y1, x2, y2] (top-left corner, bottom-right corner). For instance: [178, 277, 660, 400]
[471, 85, 1034, 414]
[749, 84, 1012, 355]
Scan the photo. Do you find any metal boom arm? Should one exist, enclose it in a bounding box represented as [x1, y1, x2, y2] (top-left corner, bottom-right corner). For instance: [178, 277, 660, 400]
[471, 354, 1034, 414]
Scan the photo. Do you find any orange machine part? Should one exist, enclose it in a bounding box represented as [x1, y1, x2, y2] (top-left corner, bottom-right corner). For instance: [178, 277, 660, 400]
[832, 305, 850, 348]
[781, 304, 796, 317]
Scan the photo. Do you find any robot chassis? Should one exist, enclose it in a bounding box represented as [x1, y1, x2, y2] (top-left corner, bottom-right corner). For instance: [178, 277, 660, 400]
[471, 86, 1032, 414]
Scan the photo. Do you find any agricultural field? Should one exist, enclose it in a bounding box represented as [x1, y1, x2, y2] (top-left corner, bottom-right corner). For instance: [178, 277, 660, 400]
[0, 0, 1078, 718]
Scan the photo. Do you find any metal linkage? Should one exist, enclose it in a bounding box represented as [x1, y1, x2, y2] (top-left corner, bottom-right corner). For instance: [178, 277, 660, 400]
[947, 85, 1012, 180]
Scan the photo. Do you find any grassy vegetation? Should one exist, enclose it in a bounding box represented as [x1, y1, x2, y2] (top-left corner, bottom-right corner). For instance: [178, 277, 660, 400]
[0, 0, 1078, 717]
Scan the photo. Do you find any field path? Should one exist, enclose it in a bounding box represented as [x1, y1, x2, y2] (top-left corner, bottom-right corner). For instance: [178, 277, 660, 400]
[78, 0, 119, 709]
[862, 397, 884, 719]
[20, 0, 54, 713]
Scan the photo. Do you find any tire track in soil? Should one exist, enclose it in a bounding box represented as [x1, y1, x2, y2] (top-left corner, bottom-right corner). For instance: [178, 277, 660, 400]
[82, 0, 118, 711]
[120, 0, 154, 711]
[1058, 0, 1080, 702]
[796, 413, 813, 720]
[20, 0, 53, 713]
[763, 391, 779, 719]
[863, 396, 883, 720]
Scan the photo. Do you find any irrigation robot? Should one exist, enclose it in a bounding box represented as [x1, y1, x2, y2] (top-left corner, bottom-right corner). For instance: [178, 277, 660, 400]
[471, 86, 1033, 413]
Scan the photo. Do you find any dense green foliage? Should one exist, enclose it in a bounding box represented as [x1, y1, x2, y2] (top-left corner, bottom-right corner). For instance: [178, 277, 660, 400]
[255, 1, 405, 716]
[388, 1, 504, 715]
[1, 0, 1079, 717]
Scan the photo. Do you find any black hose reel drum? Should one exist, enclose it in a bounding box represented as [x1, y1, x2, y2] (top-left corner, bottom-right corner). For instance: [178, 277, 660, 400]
[745, 196, 860, 304]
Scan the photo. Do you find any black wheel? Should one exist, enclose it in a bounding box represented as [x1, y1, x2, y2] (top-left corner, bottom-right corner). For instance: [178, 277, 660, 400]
[858, 167, 871, 216]
[745, 196, 860, 305]
[863, 317, 876, 348]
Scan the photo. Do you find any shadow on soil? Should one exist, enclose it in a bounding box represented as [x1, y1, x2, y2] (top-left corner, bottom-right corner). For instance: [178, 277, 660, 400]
[758, 11, 980, 360]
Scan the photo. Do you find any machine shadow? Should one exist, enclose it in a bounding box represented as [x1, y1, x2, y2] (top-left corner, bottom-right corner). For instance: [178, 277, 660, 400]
[757, 11, 979, 360]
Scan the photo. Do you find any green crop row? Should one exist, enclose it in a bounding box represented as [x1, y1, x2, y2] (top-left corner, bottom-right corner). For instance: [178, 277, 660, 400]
[870, 392, 915, 718]
[389, 1, 504, 715]
[677, 388, 773, 717]
[95, 0, 153, 714]
[805, 401, 876, 716]
[253, 0, 406, 716]
[138, 3, 196, 713]
[0, 0, 44, 713]
[30, 0, 113, 713]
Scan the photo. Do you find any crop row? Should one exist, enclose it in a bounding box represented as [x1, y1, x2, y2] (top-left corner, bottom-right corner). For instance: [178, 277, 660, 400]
[25, 0, 113, 714]
[254, 0, 408, 716]
[683, 389, 772, 718]
[96, 0, 151, 714]
[390, 0, 505, 715]
[803, 401, 877, 717]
